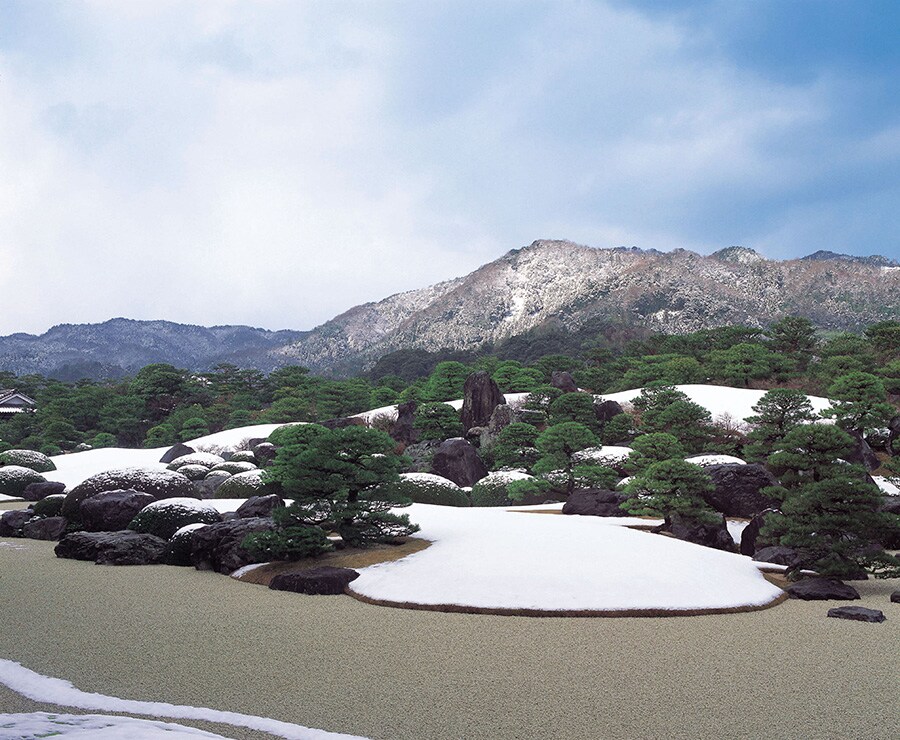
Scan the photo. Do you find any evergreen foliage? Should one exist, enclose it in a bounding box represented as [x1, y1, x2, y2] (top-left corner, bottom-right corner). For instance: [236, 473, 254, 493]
[621, 459, 718, 524]
[744, 388, 817, 462]
[532, 422, 599, 495]
[413, 402, 463, 441]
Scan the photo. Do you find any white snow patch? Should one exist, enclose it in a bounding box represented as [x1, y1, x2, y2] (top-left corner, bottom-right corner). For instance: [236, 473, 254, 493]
[185, 424, 291, 452]
[0, 542, 25, 550]
[685, 454, 747, 467]
[726, 520, 750, 544]
[0, 659, 365, 740]
[351, 504, 782, 612]
[0, 712, 230, 739]
[600, 384, 832, 423]
[873, 476, 899, 496]
[572, 446, 633, 466]
[230, 562, 269, 579]
[172, 522, 211, 538]
[399, 472, 461, 489]
[141, 498, 217, 516]
[0, 494, 23, 502]
[478, 469, 533, 484]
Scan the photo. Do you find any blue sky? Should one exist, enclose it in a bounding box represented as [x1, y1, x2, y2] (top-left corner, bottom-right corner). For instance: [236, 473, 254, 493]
[0, 0, 897, 335]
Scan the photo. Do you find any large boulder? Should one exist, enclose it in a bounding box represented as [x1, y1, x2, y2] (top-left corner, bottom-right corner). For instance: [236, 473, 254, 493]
[701, 464, 779, 518]
[252, 442, 277, 467]
[236, 494, 286, 519]
[269, 566, 360, 595]
[22, 516, 68, 541]
[594, 400, 625, 426]
[786, 577, 860, 600]
[752, 545, 803, 568]
[62, 467, 197, 519]
[430, 438, 488, 487]
[190, 517, 275, 574]
[79, 490, 156, 532]
[159, 443, 195, 464]
[460, 372, 505, 434]
[22, 481, 66, 502]
[562, 489, 629, 517]
[487, 404, 515, 437]
[666, 514, 737, 552]
[0, 509, 32, 537]
[389, 401, 419, 446]
[550, 371, 578, 394]
[55, 531, 169, 565]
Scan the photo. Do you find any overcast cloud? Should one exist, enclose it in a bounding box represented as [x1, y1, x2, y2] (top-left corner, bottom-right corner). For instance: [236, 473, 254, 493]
[1, 0, 898, 335]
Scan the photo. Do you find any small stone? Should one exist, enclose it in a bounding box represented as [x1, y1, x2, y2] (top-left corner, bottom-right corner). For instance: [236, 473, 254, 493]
[826, 606, 885, 623]
[890, 590, 900, 604]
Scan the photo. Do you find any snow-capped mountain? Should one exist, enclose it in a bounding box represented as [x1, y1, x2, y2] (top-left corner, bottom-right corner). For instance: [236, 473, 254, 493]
[273, 240, 900, 373]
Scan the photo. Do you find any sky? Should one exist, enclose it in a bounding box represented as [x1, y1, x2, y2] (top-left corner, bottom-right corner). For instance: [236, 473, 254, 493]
[1, 0, 898, 336]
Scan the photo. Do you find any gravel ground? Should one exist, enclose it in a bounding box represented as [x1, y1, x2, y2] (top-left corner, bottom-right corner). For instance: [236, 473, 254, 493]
[0, 533, 898, 740]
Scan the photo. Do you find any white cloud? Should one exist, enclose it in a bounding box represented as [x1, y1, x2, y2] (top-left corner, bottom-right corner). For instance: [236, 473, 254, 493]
[0, 1, 896, 336]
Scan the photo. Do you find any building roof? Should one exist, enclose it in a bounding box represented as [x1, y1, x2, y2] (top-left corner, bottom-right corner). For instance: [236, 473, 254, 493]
[0, 389, 36, 410]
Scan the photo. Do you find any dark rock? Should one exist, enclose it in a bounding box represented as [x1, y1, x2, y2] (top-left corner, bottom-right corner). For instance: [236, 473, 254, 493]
[245, 438, 266, 450]
[403, 440, 441, 473]
[430, 438, 488, 487]
[22, 516, 68, 540]
[752, 545, 803, 568]
[786, 578, 860, 600]
[594, 400, 625, 426]
[740, 509, 777, 556]
[562, 489, 629, 517]
[269, 566, 360, 595]
[845, 431, 880, 471]
[159, 443, 195, 464]
[236, 494, 285, 519]
[888, 415, 900, 456]
[0, 509, 32, 537]
[389, 401, 419, 446]
[550, 371, 578, 394]
[666, 514, 737, 552]
[487, 404, 515, 436]
[55, 531, 168, 565]
[465, 426, 487, 447]
[22, 481, 66, 502]
[702, 464, 779, 518]
[890, 590, 900, 603]
[827, 606, 885, 623]
[190, 517, 275, 574]
[79, 490, 155, 532]
[251, 442, 277, 466]
[460, 371, 504, 434]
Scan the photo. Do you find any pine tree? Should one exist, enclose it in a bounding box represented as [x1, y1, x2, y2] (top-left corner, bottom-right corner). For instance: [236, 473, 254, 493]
[621, 459, 718, 525]
[532, 422, 599, 495]
[626, 433, 686, 474]
[822, 372, 895, 436]
[744, 388, 817, 462]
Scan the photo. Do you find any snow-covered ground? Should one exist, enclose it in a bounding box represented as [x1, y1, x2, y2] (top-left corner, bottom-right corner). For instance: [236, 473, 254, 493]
[350, 504, 782, 613]
[0, 659, 364, 740]
[601, 384, 832, 423]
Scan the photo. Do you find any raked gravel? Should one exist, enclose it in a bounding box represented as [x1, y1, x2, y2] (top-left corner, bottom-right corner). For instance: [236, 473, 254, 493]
[0, 532, 898, 740]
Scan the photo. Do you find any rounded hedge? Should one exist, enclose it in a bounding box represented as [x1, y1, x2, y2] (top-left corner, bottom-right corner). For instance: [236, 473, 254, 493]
[209, 461, 258, 475]
[386, 473, 470, 507]
[166, 522, 209, 566]
[62, 467, 197, 519]
[229, 450, 257, 464]
[266, 423, 324, 447]
[128, 498, 221, 540]
[175, 464, 210, 481]
[31, 493, 66, 518]
[0, 466, 47, 498]
[470, 470, 535, 507]
[213, 469, 267, 499]
[166, 452, 225, 471]
[0, 449, 56, 473]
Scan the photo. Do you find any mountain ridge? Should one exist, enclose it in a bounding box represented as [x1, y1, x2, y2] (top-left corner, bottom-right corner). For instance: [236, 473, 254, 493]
[1, 242, 898, 379]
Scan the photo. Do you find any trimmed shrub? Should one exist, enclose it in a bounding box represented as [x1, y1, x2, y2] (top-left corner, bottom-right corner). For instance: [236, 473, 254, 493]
[175, 464, 210, 481]
[0, 449, 56, 473]
[229, 450, 257, 464]
[62, 467, 197, 519]
[167, 522, 209, 566]
[166, 452, 225, 471]
[381, 472, 470, 507]
[128, 498, 221, 540]
[210, 461, 258, 475]
[266, 423, 323, 447]
[214, 470, 267, 499]
[470, 470, 535, 506]
[0, 466, 47, 498]
[32, 494, 66, 518]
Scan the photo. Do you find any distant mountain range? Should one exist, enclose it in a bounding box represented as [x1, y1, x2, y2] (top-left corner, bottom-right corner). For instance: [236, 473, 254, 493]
[1, 244, 897, 379]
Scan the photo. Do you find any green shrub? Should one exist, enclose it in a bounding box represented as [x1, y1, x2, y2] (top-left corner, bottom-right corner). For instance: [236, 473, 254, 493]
[61, 468, 196, 520]
[175, 464, 210, 481]
[470, 470, 535, 506]
[380, 473, 470, 507]
[0, 466, 47, 498]
[32, 494, 66, 518]
[165, 452, 225, 471]
[128, 498, 221, 540]
[166, 522, 208, 566]
[210, 461, 258, 475]
[229, 450, 257, 464]
[413, 403, 463, 441]
[0, 449, 56, 473]
[266, 423, 325, 447]
[242, 525, 333, 562]
[214, 470, 267, 499]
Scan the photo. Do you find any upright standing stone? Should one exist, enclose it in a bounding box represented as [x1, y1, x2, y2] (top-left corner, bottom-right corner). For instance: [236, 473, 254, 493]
[459, 372, 505, 434]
